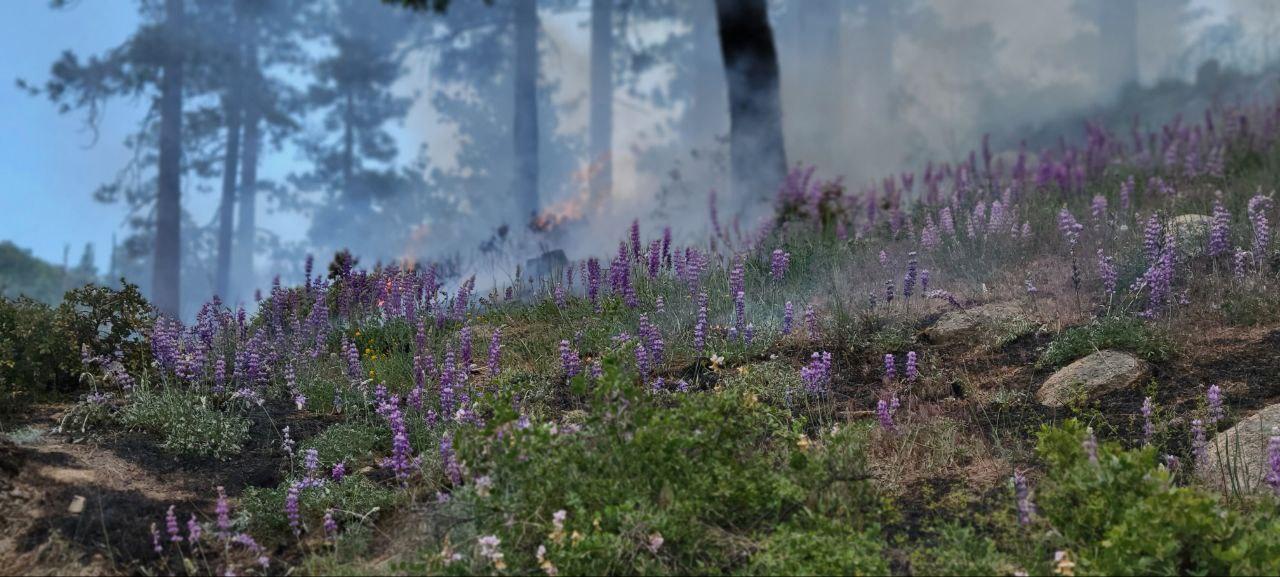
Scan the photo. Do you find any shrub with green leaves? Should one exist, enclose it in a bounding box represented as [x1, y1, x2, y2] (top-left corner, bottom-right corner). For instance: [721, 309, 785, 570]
[444, 355, 883, 575]
[120, 388, 249, 459]
[242, 475, 397, 545]
[1034, 420, 1280, 575]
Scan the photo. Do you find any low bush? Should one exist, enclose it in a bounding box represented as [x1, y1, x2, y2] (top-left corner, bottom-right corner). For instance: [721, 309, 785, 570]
[120, 388, 249, 459]
[1034, 420, 1280, 575]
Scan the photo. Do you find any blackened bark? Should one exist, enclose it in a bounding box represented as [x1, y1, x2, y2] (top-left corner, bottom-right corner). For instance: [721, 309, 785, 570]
[234, 18, 261, 303]
[713, 0, 787, 204]
[589, 0, 612, 205]
[154, 0, 185, 317]
[215, 9, 244, 300]
[514, 0, 540, 223]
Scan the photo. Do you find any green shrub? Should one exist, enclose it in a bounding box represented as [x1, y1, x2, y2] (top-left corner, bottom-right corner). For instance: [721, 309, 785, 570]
[744, 515, 887, 576]
[1037, 316, 1172, 369]
[1034, 420, 1280, 575]
[242, 475, 397, 546]
[120, 388, 249, 459]
[300, 421, 390, 470]
[908, 523, 1013, 577]
[0, 282, 151, 412]
[447, 354, 882, 575]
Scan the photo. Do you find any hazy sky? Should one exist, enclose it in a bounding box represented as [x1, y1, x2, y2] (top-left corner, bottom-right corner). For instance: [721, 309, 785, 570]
[0, 0, 1234, 273]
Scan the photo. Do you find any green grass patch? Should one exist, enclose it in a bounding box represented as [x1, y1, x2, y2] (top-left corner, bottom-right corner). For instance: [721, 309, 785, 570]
[119, 388, 250, 459]
[1037, 316, 1172, 369]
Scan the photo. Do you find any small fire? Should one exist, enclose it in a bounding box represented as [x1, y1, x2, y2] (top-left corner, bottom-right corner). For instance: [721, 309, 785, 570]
[531, 155, 608, 232]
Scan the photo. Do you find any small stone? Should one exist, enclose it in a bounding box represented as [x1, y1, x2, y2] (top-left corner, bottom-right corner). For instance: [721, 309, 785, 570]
[1037, 350, 1149, 407]
[68, 495, 86, 514]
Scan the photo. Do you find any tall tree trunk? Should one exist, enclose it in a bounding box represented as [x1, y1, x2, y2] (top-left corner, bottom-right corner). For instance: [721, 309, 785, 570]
[215, 13, 244, 301]
[589, 0, 612, 205]
[713, 0, 787, 205]
[234, 19, 261, 304]
[154, 0, 186, 317]
[513, 0, 540, 223]
[684, 0, 727, 147]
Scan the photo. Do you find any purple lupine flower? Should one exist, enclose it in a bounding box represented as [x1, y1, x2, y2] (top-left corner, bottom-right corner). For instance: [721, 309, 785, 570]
[878, 250, 889, 268]
[166, 505, 183, 542]
[587, 258, 602, 310]
[151, 523, 163, 554]
[1266, 427, 1280, 496]
[629, 219, 642, 261]
[213, 358, 227, 393]
[1248, 194, 1272, 259]
[1090, 194, 1108, 223]
[804, 304, 818, 339]
[1141, 397, 1154, 445]
[187, 514, 202, 543]
[440, 433, 462, 485]
[1207, 385, 1224, 426]
[381, 395, 414, 484]
[639, 315, 665, 368]
[323, 509, 338, 540]
[770, 249, 790, 281]
[902, 252, 919, 299]
[1025, 276, 1038, 294]
[662, 226, 672, 268]
[304, 448, 320, 475]
[883, 353, 897, 382]
[553, 283, 566, 309]
[635, 340, 651, 379]
[884, 279, 895, 304]
[332, 461, 346, 482]
[1143, 214, 1165, 265]
[920, 270, 930, 294]
[215, 486, 231, 538]
[1210, 197, 1231, 257]
[744, 323, 754, 345]
[1097, 249, 1118, 298]
[729, 257, 745, 297]
[559, 340, 581, 378]
[693, 293, 709, 353]
[487, 328, 502, 377]
[1234, 247, 1250, 279]
[905, 351, 919, 382]
[285, 483, 302, 535]
[647, 239, 662, 279]
[1120, 175, 1133, 210]
[281, 426, 295, 457]
[876, 396, 899, 432]
[1013, 471, 1035, 526]
[800, 351, 833, 395]
[1057, 207, 1084, 248]
[733, 290, 746, 337]
[940, 206, 956, 235]
[440, 350, 458, 417]
[655, 295, 665, 313]
[1191, 418, 1207, 467]
[782, 301, 794, 336]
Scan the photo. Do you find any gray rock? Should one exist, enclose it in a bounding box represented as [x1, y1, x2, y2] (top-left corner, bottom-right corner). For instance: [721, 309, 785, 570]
[1169, 214, 1213, 254]
[925, 302, 1032, 344]
[1200, 403, 1280, 493]
[1037, 350, 1149, 407]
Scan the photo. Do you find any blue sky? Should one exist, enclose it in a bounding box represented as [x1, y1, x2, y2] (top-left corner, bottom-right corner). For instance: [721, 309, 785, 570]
[1, 2, 145, 271]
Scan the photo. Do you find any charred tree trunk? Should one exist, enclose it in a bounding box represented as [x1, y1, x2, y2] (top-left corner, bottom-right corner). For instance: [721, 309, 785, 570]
[589, 0, 612, 205]
[513, 0, 540, 223]
[215, 8, 244, 301]
[154, 0, 186, 317]
[713, 0, 787, 205]
[234, 18, 261, 304]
